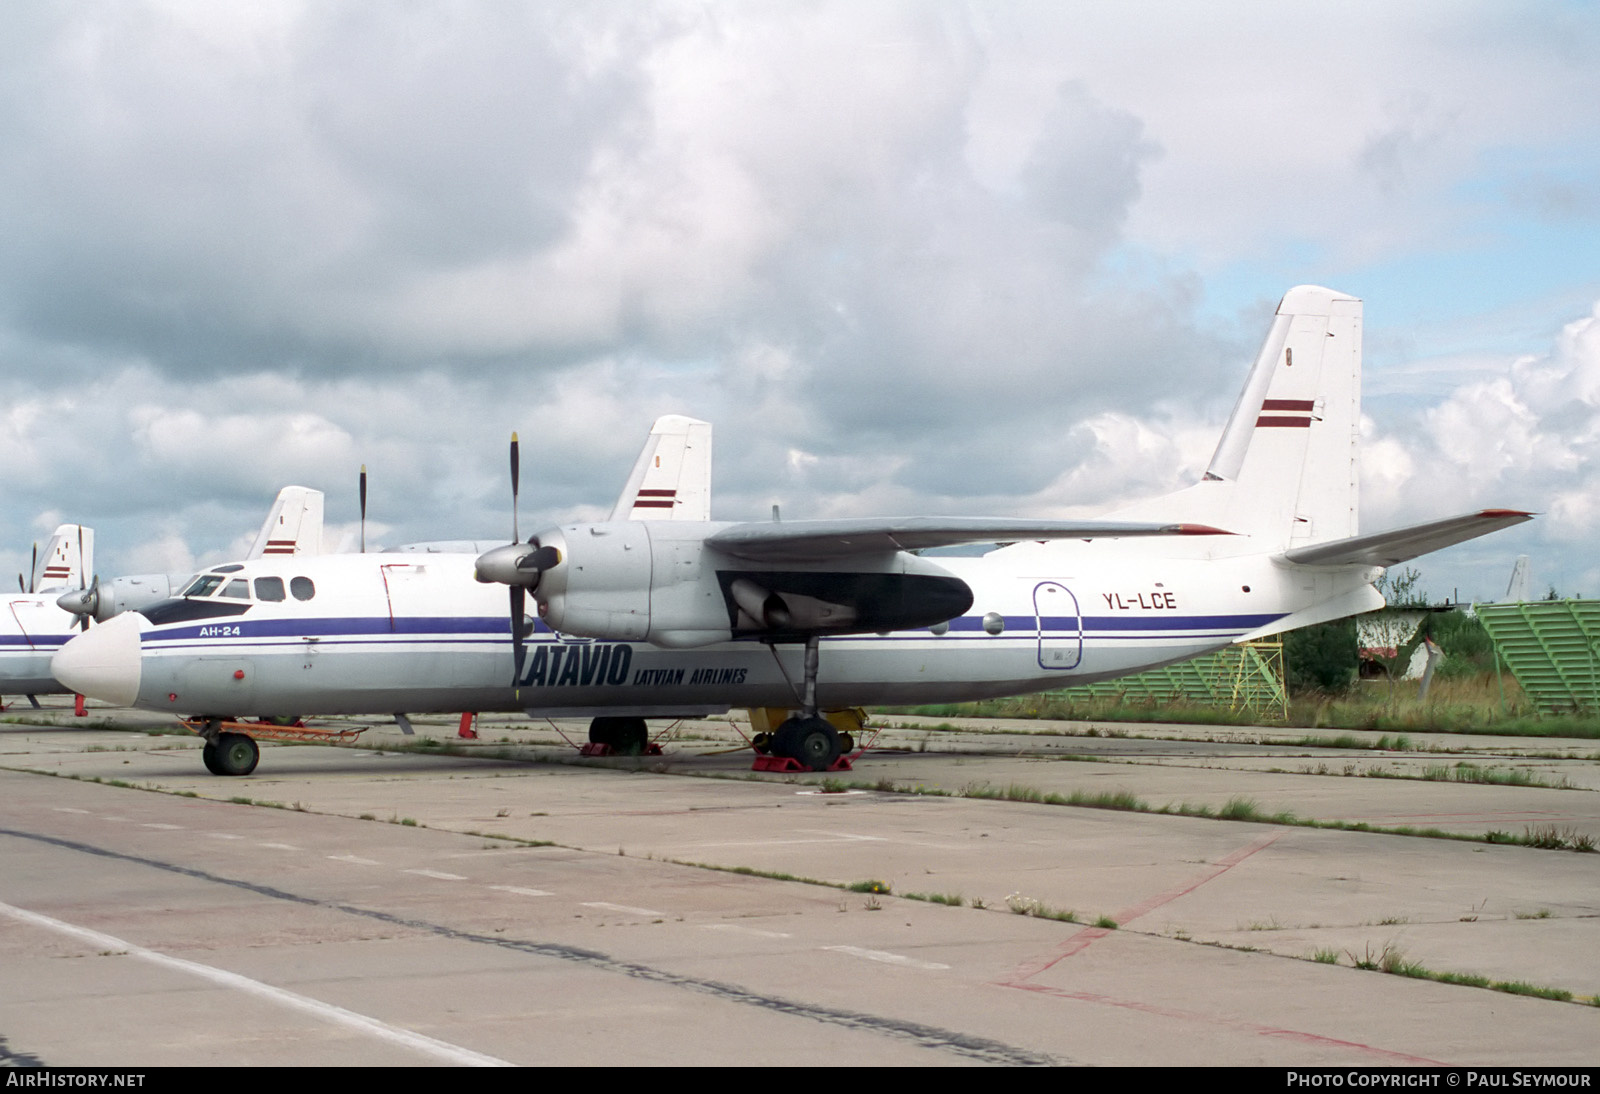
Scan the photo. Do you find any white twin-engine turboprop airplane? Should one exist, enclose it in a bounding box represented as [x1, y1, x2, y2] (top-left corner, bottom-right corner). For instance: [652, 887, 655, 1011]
[54, 287, 1529, 776]
[0, 487, 325, 707]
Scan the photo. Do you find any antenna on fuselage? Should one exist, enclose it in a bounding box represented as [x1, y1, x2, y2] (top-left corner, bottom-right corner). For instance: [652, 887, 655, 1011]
[359, 465, 368, 554]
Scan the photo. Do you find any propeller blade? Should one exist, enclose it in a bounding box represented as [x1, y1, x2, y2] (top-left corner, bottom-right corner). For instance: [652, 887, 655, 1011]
[510, 432, 521, 544]
[510, 585, 526, 687]
[77, 575, 98, 630]
[16, 573, 23, 593]
[359, 465, 368, 554]
[28, 543, 36, 593]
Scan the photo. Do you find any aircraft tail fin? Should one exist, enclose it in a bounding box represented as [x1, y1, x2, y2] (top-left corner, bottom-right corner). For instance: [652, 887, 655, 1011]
[610, 415, 712, 521]
[35, 524, 93, 593]
[1107, 285, 1362, 549]
[246, 486, 326, 558]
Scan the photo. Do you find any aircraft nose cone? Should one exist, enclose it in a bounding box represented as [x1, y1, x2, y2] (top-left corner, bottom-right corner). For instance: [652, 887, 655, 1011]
[52, 612, 144, 707]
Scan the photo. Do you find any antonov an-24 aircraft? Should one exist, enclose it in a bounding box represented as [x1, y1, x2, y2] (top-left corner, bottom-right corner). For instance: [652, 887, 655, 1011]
[54, 287, 1529, 776]
[1, 487, 324, 708]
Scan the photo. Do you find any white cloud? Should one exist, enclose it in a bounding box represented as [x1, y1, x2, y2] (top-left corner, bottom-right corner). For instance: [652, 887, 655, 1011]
[0, 2, 1595, 604]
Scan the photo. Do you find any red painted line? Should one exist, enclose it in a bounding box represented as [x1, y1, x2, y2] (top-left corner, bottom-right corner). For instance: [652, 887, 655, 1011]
[995, 982, 1442, 1066]
[1262, 398, 1316, 411]
[632, 500, 674, 508]
[1255, 417, 1312, 427]
[1005, 831, 1283, 983]
[1114, 831, 1284, 925]
[637, 489, 677, 497]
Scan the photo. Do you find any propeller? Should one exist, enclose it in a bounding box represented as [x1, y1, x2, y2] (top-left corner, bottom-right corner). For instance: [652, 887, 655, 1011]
[474, 432, 563, 686]
[27, 542, 36, 593]
[359, 465, 368, 554]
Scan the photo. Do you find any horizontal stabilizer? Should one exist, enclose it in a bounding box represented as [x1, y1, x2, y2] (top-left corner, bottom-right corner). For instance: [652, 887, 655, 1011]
[1279, 509, 1532, 568]
[708, 517, 1229, 563]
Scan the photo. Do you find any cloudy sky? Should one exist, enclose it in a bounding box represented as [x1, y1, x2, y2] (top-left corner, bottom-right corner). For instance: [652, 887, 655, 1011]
[2, 1, 1596, 601]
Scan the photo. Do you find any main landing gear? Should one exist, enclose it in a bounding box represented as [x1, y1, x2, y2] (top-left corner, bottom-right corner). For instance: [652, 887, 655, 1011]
[749, 636, 862, 773]
[583, 716, 659, 757]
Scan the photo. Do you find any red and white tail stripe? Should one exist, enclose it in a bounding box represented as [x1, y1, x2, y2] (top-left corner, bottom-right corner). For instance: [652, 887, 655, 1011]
[1255, 398, 1316, 428]
[632, 489, 676, 510]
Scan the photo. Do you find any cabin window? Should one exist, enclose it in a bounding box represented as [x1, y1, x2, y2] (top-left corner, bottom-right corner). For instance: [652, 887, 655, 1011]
[254, 577, 286, 602]
[290, 577, 315, 601]
[219, 579, 250, 599]
[182, 575, 225, 598]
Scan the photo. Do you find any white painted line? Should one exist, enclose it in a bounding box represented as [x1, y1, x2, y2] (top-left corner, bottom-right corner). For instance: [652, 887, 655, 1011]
[489, 885, 552, 898]
[208, 833, 245, 841]
[797, 830, 887, 842]
[52, 807, 90, 814]
[700, 924, 792, 939]
[0, 900, 512, 1067]
[822, 945, 950, 970]
[141, 823, 184, 831]
[581, 901, 666, 918]
[329, 854, 381, 866]
[404, 869, 467, 881]
[259, 842, 299, 851]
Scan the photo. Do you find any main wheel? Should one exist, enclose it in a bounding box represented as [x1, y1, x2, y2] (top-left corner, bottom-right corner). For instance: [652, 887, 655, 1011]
[774, 716, 840, 772]
[589, 716, 649, 755]
[201, 741, 223, 775]
[213, 732, 259, 776]
[588, 718, 618, 747]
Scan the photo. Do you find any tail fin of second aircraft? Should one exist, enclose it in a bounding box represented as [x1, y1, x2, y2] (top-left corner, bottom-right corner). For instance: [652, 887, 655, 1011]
[34, 524, 93, 593]
[611, 415, 713, 521]
[1107, 285, 1362, 549]
[246, 486, 326, 558]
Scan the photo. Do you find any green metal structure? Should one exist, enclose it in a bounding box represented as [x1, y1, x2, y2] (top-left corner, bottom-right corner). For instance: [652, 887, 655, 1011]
[1053, 641, 1288, 721]
[1475, 600, 1600, 714]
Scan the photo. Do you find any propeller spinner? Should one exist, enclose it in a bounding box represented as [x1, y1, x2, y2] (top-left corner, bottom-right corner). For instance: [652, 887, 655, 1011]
[58, 575, 99, 629]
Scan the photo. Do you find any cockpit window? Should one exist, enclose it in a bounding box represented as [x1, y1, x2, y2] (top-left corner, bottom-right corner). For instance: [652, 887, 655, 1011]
[290, 577, 315, 601]
[219, 579, 250, 599]
[211, 564, 244, 574]
[254, 577, 286, 602]
[182, 575, 225, 598]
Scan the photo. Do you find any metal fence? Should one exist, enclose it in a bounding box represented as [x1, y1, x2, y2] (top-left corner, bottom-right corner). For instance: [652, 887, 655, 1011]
[1051, 641, 1288, 721]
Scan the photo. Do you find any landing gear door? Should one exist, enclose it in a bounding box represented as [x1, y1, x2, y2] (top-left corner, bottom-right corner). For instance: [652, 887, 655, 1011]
[1033, 582, 1082, 671]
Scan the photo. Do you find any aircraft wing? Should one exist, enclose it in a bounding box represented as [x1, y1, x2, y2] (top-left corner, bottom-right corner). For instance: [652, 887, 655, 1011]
[706, 517, 1229, 562]
[1278, 509, 1533, 568]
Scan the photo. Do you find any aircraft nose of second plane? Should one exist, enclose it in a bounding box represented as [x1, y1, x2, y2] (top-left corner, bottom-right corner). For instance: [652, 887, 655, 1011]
[52, 611, 144, 707]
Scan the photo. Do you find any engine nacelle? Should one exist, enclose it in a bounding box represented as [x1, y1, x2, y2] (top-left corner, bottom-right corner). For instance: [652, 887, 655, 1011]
[56, 573, 182, 623]
[531, 523, 655, 641]
[526, 520, 973, 649]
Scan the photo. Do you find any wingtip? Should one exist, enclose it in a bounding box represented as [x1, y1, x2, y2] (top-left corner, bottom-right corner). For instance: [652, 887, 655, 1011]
[1173, 524, 1236, 536]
